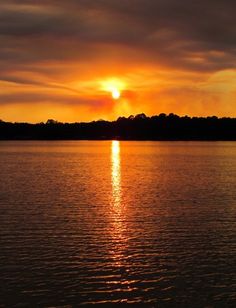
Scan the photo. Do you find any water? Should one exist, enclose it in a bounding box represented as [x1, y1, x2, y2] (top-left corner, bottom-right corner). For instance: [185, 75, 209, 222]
[0, 141, 235, 307]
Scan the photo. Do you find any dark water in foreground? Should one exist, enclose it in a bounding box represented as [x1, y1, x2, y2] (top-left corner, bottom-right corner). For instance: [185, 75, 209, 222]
[0, 141, 236, 307]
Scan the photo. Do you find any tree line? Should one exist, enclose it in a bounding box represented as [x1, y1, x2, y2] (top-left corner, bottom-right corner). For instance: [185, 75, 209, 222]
[1, 113, 236, 140]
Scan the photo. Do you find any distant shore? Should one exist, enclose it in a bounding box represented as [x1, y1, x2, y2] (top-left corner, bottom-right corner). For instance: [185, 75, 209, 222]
[1, 113, 236, 140]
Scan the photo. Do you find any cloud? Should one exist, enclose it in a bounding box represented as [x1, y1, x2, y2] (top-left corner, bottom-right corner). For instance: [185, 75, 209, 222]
[0, 90, 112, 108]
[0, 0, 236, 72]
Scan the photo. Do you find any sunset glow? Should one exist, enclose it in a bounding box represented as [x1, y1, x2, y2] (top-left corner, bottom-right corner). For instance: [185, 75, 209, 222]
[1, 1, 236, 123]
[1, 1, 236, 305]
[101, 79, 124, 100]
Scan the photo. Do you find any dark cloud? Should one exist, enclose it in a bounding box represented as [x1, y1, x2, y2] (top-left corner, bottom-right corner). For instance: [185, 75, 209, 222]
[0, 0, 236, 86]
[0, 91, 108, 107]
[0, 75, 83, 94]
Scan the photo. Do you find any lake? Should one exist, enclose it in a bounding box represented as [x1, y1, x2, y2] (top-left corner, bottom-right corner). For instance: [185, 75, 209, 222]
[0, 141, 235, 306]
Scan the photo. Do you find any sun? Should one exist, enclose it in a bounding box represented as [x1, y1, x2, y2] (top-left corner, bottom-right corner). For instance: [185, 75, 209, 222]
[111, 88, 120, 100]
[101, 78, 124, 100]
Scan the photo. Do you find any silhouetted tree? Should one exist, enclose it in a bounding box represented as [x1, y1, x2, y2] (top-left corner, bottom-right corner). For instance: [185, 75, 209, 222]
[1, 113, 236, 140]
[46, 119, 58, 125]
[135, 113, 147, 120]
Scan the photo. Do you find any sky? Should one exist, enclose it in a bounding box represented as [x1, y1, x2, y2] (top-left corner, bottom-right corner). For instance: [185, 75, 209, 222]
[1, 0, 236, 123]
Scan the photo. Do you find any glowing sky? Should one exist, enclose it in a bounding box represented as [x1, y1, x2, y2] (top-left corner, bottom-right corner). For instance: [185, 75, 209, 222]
[1, 0, 236, 122]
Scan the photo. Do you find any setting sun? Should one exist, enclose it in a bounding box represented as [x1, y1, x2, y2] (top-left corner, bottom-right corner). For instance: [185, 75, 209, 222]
[111, 88, 120, 100]
[101, 79, 125, 100]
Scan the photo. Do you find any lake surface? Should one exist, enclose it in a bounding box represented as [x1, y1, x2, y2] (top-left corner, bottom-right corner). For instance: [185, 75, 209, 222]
[0, 141, 236, 307]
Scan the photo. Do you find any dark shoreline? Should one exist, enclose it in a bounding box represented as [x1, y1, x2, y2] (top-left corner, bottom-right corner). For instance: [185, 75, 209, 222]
[1, 113, 236, 141]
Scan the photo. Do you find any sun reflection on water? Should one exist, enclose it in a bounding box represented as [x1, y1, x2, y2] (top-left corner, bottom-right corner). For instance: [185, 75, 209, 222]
[110, 140, 128, 268]
[111, 140, 121, 207]
[110, 142, 137, 294]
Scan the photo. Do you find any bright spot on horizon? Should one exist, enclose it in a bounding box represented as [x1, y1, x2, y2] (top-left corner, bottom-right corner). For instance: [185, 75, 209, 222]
[101, 78, 125, 100]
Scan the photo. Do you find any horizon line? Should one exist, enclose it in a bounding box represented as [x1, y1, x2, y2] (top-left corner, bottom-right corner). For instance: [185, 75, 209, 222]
[1, 112, 236, 125]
